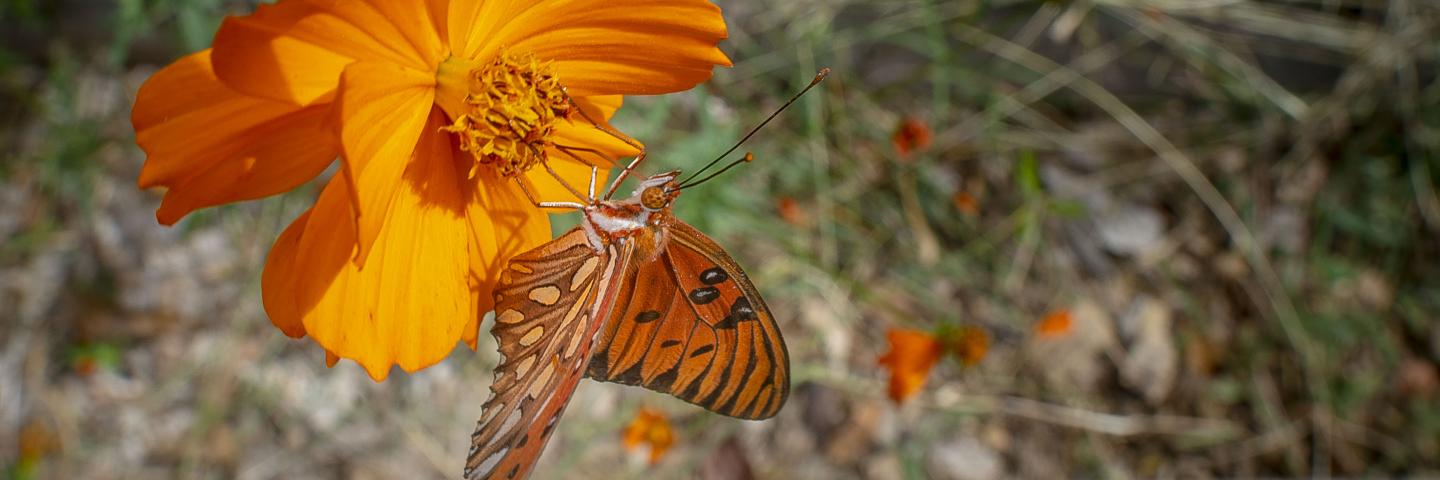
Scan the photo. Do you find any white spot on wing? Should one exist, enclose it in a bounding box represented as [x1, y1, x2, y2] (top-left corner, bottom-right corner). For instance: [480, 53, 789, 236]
[475, 447, 508, 477]
[529, 285, 561, 305]
[499, 409, 522, 440]
[571, 256, 600, 291]
[515, 355, 536, 377]
[519, 326, 544, 346]
[529, 358, 557, 398]
[496, 309, 524, 324]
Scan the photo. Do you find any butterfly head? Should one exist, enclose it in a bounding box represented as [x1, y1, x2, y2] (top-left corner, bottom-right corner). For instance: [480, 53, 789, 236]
[635, 170, 682, 211]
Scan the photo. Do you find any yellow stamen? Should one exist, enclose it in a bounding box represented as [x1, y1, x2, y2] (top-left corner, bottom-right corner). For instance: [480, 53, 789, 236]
[435, 52, 569, 178]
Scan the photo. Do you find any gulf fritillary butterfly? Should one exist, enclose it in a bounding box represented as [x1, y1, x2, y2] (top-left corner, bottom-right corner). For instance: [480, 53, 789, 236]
[463, 69, 828, 480]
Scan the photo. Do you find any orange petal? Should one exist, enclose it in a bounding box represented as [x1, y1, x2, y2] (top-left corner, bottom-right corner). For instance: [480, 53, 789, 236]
[1035, 309, 1073, 338]
[465, 163, 555, 349]
[876, 328, 943, 404]
[952, 191, 978, 216]
[211, 0, 437, 106]
[524, 94, 626, 206]
[950, 326, 990, 366]
[551, 122, 640, 165]
[777, 197, 806, 226]
[333, 61, 436, 265]
[579, 95, 624, 118]
[892, 118, 932, 158]
[261, 209, 312, 338]
[134, 50, 337, 224]
[355, 0, 445, 67]
[445, 0, 533, 62]
[621, 407, 675, 464]
[291, 112, 471, 381]
[550, 94, 640, 165]
[523, 157, 610, 206]
[461, 0, 730, 97]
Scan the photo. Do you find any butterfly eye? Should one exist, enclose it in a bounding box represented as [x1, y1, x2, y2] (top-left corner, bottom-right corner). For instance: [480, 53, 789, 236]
[641, 187, 668, 209]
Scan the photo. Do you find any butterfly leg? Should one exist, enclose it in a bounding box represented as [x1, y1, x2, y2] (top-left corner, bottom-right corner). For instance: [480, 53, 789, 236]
[552, 142, 648, 201]
[588, 165, 598, 200]
[558, 88, 649, 200]
[604, 149, 648, 200]
[513, 178, 586, 210]
[561, 89, 645, 154]
[539, 156, 594, 204]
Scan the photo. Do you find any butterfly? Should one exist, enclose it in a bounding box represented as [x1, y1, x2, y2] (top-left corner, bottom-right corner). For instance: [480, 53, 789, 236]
[462, 69, 828, 480]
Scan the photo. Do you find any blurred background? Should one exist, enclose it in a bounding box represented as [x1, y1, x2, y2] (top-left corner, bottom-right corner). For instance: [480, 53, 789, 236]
[3, 0, 1440, 478]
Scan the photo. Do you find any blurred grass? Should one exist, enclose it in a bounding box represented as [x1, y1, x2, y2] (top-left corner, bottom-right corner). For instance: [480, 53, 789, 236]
[2, 0, 1439, 478]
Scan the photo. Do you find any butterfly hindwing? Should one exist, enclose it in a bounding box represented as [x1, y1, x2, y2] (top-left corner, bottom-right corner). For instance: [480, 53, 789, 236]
[586, 221, 790, 420]
[466, 228, 631, 480]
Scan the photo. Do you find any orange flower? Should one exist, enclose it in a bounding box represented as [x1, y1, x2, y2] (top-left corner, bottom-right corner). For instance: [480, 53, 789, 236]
[133, 0, 731, 380]
[776, 196, 806, 226]
[948, 325, 989, 366]
[621, 407, 675, 465]
[952, 191, 978, 216]
[1034, 309, 1073, 338]
[15, 421, 56, 477]
[876, 328, 944, 404]
[891, 117, 932, 158]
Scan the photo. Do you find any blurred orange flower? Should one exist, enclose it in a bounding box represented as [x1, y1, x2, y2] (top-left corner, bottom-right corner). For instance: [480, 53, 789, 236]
[892, 118, 933, 158]
[1035, 309, 1074, 338]
[15, 421, 56, 477]
[877, 328, 944, 404]
[952, 191, 978, 216]
[132, 0, 731, 380]
[622, 407, 675, 465]
[777, 196, 806, 226]
[949, 325, 990, 366]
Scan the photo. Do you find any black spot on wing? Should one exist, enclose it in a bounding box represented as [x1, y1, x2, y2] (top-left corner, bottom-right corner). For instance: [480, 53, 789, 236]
[635, 310, 662, 323]
[715, 296, 761, 330]
[689, 344, 715, 358]
[507, 464, 519, 479]
[660, 339, 682, 348]
[699, 267, 728, 285]
[731, 297, 758, 321]
[542, 414, 559, 437]
[688, 287, 720, 305]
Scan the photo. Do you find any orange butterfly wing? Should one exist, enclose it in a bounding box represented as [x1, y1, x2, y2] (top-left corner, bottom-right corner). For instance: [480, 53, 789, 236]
[465, 228, 633, 480]
[586, 221, 790, 419]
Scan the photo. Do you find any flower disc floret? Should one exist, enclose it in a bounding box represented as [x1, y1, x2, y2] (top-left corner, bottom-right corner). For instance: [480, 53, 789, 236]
[441, 52, 570, 178]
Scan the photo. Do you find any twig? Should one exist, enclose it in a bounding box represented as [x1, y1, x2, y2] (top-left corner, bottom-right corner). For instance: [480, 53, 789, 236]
[800, 372, 1243, 440]
[930, 392, 1243, 439]
[1208, 424, 1303, 468]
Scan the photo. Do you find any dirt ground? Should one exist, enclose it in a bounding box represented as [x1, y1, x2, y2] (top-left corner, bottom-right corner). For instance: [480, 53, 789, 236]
[3, 1, 1439, 478]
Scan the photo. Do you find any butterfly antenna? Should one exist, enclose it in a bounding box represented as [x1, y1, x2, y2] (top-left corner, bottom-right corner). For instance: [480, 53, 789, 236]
[677, 68, 830, 189]
[679, 152, 756, 190]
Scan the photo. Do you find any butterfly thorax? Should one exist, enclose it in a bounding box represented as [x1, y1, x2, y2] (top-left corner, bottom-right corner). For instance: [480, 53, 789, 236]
[580, 170, 682, 261]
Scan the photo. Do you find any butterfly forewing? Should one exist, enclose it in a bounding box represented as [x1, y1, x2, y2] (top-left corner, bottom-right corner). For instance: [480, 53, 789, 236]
[586, 221, 790, 420]
[466, 228, 632, 480]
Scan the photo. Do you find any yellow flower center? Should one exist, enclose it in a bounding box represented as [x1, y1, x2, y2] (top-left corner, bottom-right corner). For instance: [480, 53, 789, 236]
[435, 51, 570, 178]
